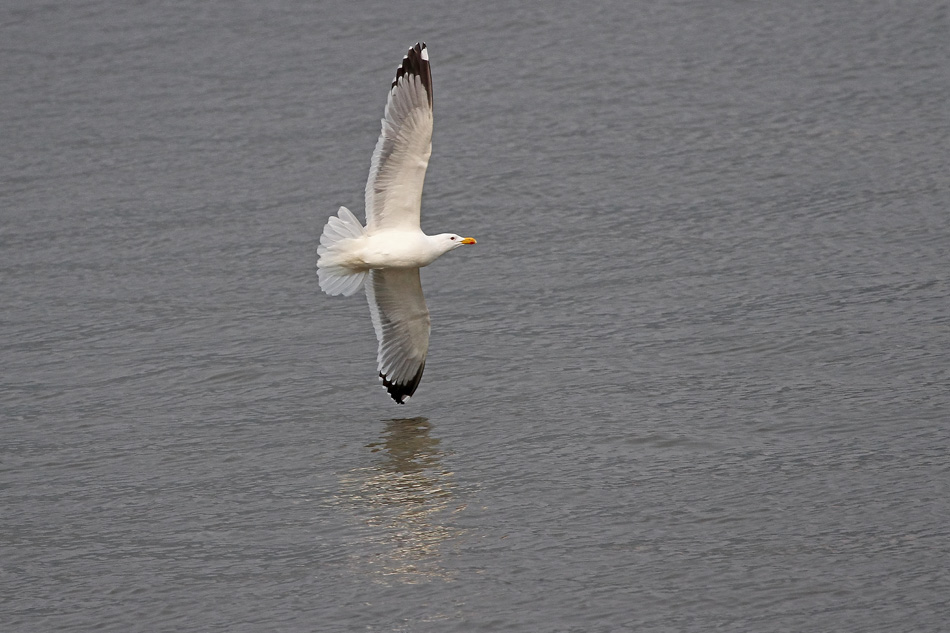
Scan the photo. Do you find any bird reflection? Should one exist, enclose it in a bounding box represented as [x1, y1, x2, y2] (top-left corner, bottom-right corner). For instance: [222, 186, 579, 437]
[339, 417, 462, 583]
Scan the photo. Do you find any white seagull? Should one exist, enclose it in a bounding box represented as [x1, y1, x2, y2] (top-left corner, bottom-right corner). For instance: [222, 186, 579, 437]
[317, 43, 477, 403]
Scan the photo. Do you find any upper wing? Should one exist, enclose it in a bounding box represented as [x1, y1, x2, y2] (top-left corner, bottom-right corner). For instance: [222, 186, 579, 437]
[365, 268, 431, 403]
[364, 42, 434, 233]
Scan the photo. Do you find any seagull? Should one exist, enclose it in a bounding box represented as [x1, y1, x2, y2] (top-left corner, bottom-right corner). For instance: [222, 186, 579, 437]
[317, 42, 477, 404]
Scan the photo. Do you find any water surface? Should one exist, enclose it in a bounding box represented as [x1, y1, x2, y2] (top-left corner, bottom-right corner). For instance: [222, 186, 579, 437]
[2, 0, 949, 631]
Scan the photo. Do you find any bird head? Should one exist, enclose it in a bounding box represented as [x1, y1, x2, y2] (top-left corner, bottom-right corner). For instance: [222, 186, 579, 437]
[440, 233, 477, 252]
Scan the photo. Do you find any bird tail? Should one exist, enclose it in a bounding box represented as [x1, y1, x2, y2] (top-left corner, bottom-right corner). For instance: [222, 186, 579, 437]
[317, 206, 367, 296]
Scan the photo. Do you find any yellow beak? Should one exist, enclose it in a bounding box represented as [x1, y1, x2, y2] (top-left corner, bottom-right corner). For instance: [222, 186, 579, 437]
[460, 237, 477, 245]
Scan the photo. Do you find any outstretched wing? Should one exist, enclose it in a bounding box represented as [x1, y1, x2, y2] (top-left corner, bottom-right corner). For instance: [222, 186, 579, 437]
[365, 268, 431, 403]
[364, 42, 433, 233]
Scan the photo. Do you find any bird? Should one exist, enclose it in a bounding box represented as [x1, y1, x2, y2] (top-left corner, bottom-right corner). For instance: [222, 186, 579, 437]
[317, 42, 477, 404]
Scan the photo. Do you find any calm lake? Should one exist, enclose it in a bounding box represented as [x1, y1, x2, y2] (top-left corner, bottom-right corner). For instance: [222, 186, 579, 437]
[2, 0, 948, 631]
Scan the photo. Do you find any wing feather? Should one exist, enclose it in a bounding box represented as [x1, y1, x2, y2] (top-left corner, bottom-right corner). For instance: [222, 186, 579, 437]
[364, 42, 433, 232]
[365, 268, 430, 403]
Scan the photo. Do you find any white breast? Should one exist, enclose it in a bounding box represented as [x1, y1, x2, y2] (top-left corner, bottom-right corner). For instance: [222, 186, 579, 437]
[359, 231, 445, 269]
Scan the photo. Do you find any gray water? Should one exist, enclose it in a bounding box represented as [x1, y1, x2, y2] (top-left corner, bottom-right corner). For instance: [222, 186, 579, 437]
[3, 0, 949, 631]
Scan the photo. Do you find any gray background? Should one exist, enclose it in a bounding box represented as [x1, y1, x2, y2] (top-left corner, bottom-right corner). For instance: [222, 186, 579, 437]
[2, 0, 948, 631]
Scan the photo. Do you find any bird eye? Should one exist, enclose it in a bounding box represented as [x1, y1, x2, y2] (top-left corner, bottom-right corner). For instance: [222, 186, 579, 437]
[450, 236, 456, 241]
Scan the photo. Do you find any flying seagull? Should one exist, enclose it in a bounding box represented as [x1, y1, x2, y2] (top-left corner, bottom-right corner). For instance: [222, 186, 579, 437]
[317, 42, 477, 403]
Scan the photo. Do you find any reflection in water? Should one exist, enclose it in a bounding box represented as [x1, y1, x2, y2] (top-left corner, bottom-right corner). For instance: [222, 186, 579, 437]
[338, 417, 463, 583]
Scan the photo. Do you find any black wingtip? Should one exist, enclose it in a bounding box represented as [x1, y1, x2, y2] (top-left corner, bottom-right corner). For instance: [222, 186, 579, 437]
[380, 361, 426, 404]
[391, 42, 432, 107]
